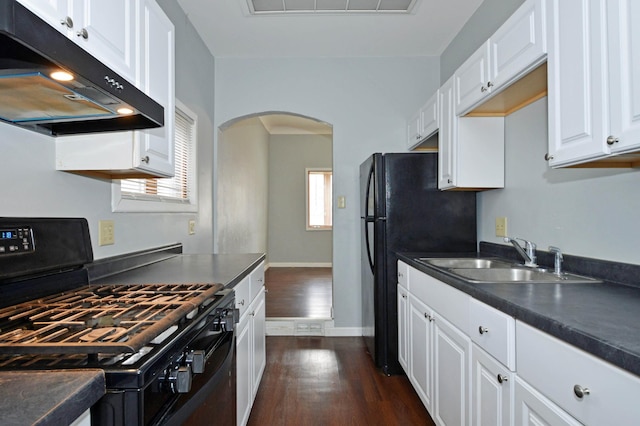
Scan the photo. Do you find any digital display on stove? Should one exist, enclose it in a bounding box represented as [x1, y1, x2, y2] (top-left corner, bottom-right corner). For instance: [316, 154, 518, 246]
[0, 230, 17, 240]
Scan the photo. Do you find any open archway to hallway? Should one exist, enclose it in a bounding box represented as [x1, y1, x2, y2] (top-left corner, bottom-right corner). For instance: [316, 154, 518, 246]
[216, 112, 334, 328]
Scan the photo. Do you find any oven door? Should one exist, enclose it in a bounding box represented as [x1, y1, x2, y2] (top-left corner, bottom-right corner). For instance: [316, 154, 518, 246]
[155, 327, 236, 426]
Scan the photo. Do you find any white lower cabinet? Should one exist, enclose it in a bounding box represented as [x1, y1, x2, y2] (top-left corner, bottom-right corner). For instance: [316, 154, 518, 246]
[399, 261, 470, 426]
[471, 344, 514, 426]
[236, 264, 266, 426]
[398, 284, 409, 372]
[399, 261, 640, 426]
[433, 312, 471, 426]
[514, 376, 582, 426]
[408, 293, 434, 412]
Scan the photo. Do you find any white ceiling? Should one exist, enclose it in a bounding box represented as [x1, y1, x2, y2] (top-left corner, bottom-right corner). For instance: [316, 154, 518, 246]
[176, 0, 484, 57]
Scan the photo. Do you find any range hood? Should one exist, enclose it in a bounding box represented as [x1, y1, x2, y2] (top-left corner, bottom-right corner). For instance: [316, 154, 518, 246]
[0, 0, 163, 136]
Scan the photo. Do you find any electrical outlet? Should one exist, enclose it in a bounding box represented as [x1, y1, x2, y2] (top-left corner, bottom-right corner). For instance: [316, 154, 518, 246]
[337, 196, 346, 209]
[188, 220, 196, 235]
[495, 217, 507, 238]
[98, 220, 115, 246]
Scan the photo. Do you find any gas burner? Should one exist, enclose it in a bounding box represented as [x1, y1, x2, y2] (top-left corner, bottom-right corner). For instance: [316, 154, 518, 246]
[0, 282, 224, 355]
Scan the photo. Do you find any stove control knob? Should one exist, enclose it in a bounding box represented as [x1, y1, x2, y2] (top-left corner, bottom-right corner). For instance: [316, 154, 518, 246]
[185, 349, 206, 374]
[165, 365, 192, 394]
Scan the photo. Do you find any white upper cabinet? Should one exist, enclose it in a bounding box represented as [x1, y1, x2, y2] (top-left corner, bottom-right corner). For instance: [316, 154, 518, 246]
[606, 0, 640, 155]
[547, 0, 640, 167]
[546, 0, 609, 167]
[407, 90, 439, 150]
[439, 76, 505, 191]
[17, 0, 137, 84]
[55, 0, 175, 179]
[456, 0, 547, 115]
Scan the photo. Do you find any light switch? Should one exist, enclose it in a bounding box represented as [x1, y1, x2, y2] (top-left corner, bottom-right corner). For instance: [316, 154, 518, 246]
[98, 220, 115, 246]
[337, 196, 346, 209]
[188, 220, 196, 235]
[495, 217, 507, 237]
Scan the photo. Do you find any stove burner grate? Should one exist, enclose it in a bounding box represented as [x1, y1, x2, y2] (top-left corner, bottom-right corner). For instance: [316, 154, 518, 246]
[0, 282, 223, 355]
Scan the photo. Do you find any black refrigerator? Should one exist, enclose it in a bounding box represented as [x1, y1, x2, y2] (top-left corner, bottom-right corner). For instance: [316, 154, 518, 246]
[360, 152, 477, 375]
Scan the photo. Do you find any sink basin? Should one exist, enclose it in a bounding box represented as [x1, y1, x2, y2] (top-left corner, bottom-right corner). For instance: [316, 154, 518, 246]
[419, 257, 513, 269]
[416, 257, 601, 284]
[447, 267, 601, 284]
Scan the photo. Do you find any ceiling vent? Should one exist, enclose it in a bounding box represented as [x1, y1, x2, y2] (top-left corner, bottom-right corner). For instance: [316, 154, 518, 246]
[248, 0, 417, 14]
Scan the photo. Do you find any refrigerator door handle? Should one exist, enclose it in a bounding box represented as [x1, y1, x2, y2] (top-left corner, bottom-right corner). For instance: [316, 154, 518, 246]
[365, 218, 375, 273]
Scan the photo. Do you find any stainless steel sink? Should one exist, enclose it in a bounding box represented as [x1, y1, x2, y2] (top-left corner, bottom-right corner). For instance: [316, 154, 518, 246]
[419, 257, 513, 269]
[448, 267, 600, 284]
[417, 257, 601, 284]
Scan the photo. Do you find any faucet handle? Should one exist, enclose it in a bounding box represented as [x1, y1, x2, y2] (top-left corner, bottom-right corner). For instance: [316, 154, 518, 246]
[548, 246, 563, 258]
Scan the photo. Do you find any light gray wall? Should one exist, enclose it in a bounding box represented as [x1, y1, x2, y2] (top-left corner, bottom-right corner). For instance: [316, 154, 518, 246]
[214, 56, 440, 329]
[268, 134, 333, 265]
[479, 98, 640, 265]
[440, 0, 525, 83]
[216, 118, 270, 254]
[0, 1, 215, 259]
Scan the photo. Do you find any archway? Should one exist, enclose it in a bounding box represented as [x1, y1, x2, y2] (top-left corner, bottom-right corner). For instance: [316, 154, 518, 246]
[217, 112, 334, 333]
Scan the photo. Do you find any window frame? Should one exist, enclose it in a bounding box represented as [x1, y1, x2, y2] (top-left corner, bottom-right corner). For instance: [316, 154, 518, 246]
[305, 167, 333, 231]
[111, 99, 198, 213]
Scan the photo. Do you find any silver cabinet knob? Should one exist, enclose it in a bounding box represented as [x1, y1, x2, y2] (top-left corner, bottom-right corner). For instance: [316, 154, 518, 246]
[238, 299, 245, 306]
[401, 293, 407, 299]
[497, 374, 508, 384]
[416, 134, 421, 140]
[447, 179, 452, 184]
[478, 326, 489, 335]
[544, 153, 554, 161]
[481, 86, 488, 93]
[487, 81, 494, 88]
[606, 135, 619, 145]
[573, 384, 590, 399]
[60, 16, 73, 28]
[141, 156, 150, 164]
[76, 28, 89, 39]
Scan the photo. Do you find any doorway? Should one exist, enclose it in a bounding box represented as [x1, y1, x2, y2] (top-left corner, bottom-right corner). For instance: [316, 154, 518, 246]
[216, 112, 334, 330]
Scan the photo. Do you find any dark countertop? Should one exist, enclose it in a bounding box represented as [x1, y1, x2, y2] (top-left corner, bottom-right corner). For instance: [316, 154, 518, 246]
[92, 252, 266, 289]
[397, 252, 640, 378]
[0, 369, 105, 426]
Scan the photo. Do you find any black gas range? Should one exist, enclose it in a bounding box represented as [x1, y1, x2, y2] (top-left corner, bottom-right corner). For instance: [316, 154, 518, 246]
[0, 218, 237, 425]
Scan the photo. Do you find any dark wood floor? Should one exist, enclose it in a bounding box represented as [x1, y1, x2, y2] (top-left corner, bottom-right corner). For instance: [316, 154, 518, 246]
[247, 336, 435, 426]
[265, 267, 332, 318]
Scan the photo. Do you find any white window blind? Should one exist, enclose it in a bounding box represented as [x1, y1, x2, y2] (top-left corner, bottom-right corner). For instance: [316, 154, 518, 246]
[120, 106, 195, 204]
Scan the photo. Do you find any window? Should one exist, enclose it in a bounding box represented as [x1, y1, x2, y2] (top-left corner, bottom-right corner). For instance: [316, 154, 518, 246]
[306, 168, 332, 230]
[112, 99, 197, 212]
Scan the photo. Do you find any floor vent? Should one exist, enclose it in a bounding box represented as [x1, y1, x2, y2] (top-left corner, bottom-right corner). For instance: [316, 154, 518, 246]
[266, 318, 331, 336]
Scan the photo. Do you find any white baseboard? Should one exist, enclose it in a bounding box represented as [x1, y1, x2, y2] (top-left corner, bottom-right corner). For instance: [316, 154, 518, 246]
[265, 318, 362, 337]
[267, 262, 332, 268]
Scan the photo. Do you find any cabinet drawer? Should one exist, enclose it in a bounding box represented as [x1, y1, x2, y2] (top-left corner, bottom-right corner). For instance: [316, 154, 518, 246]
[249, 261, 265, 302]
[398, 261, 409, 289]
[409, 267, 469, 331]
[516, 321, 640, 426]
[469, 298, 515, 370]
[234, 276, 250, 319]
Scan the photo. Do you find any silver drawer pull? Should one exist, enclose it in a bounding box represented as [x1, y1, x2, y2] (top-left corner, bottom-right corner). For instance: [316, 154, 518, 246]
[478, 326, 489, 335]
[573, 384, 590, 399]
[497, 374, 508, 384]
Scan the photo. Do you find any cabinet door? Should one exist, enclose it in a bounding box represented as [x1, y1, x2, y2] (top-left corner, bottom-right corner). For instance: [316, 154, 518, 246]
[607, 0, 640, 154]
[455, 41, 491, 115]
[433, 312, 470, 426]
[420, 91, 440, 140]
[397, 284, 409, 373]
[407, 111, 422, 149]
[471, 345, 513, 426]
[73, 0, 136, 83]
[136, 0, 175, 177]
[251, 288, 266, 399]
[514, 376, 582, 426]
[408, 294, 434, 413]
[547, 0, 610, 167]
[17, 0, 69, 35]
[438, 76, 456, 189]
[489, 0, 546, 90]
[236, 315, 251, 426]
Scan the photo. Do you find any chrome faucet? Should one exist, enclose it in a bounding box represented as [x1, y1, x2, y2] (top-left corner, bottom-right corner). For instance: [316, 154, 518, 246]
[503, 237, 537, 267]
[548, 246, 563, 276]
